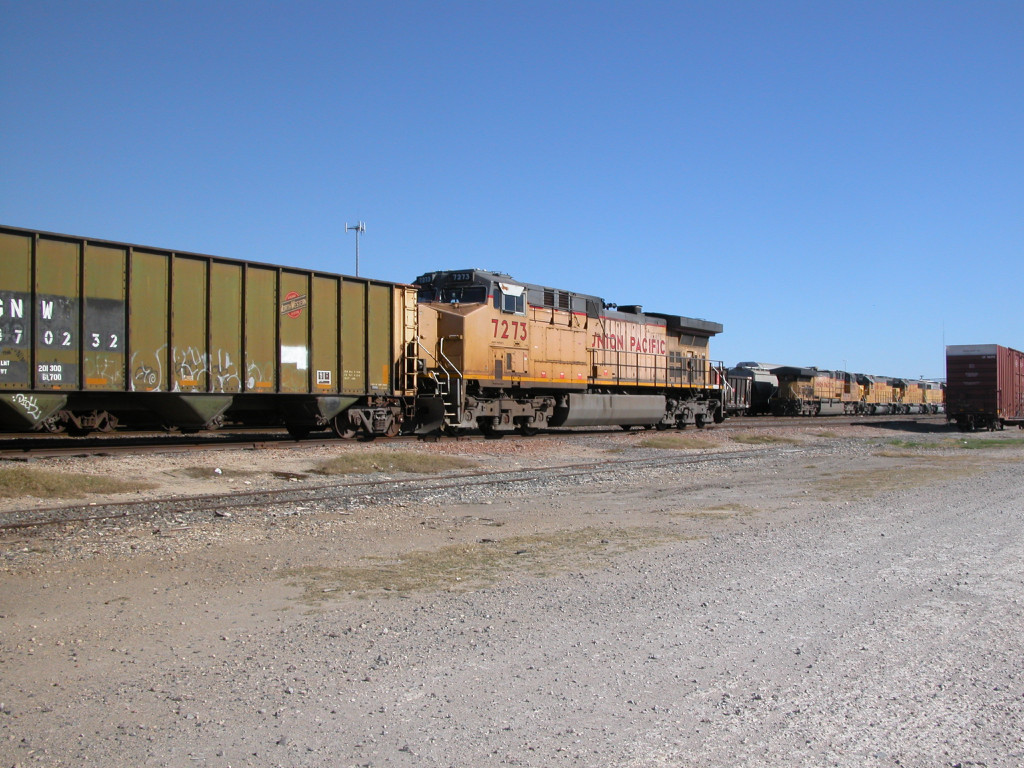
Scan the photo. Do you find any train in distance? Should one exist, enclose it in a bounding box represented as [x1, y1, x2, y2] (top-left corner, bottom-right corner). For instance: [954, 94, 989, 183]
[725, 363, 944, 418]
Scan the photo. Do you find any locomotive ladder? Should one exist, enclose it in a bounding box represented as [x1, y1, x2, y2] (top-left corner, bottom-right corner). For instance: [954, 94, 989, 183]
[402, 289, 419, 393]
[436, 337, 464, 427]
[416, 338, 464, 428]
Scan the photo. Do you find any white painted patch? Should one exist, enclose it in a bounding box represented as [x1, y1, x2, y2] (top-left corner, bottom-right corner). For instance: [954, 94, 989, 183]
[281, 345, 309, 370]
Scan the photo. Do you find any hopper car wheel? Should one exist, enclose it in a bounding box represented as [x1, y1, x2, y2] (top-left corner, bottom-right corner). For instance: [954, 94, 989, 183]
[331, 417, 359, 439]
[287, 425, 312, 440]
[619, 425, 634, 431]
[40, 419, 66, 434]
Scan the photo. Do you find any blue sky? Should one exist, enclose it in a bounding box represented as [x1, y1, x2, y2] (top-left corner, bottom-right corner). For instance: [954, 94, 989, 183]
[2, 1, 1021, 379]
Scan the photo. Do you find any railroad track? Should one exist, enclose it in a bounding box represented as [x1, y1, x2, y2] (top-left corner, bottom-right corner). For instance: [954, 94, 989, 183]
[0, 414, 949, 460]
[0, 446, 776, 533]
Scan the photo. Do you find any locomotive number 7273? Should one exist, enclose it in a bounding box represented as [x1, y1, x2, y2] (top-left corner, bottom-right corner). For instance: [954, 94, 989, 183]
[492, 318, 528, 341]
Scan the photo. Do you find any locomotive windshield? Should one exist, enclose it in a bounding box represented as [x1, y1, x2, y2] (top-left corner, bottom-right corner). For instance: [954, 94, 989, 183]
[417, 284, 487, 304]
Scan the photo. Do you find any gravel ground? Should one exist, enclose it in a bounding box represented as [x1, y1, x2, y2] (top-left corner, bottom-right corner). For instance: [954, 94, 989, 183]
[1, 421, 1023, 767]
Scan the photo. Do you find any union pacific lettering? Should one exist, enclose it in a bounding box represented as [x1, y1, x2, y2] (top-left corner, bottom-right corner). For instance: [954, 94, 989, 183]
[592, 321, 667, 355]
[592, 333, 626, 350]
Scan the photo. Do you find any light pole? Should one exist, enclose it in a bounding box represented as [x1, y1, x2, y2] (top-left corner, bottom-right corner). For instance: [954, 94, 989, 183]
[345, 221, 365, 276]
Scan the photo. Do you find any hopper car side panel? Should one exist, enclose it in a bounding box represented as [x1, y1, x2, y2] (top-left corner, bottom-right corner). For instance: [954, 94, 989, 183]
[0, 225, 415, 436]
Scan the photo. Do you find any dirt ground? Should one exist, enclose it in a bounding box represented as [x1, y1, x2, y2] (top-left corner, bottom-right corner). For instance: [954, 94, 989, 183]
[1, 420, 1023, 767]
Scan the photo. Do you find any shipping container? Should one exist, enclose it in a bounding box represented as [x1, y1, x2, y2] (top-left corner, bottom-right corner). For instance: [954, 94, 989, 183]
[0, 225, 417, 436]
[945, 344, 1024, 430]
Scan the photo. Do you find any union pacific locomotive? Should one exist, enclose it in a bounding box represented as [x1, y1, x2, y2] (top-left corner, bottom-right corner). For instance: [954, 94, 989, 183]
[726, 363, 944, 417]
[0, 226, 726, 437]
[413, 269, 725, 435]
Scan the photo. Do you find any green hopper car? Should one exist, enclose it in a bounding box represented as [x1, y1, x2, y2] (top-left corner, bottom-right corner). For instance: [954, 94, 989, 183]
[0, 225, 419, 437]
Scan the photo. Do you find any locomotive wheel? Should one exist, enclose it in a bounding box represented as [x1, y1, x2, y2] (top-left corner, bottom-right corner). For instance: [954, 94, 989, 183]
[478, 419, 504, 439]
[695, 414, 707, 429]
[619, 425, 634, 431]
[516, 423, 539, 437]
[655, 422, 670, 431]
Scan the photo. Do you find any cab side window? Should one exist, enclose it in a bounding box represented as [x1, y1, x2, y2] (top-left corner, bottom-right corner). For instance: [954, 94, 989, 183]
[495, 287, 525, 315]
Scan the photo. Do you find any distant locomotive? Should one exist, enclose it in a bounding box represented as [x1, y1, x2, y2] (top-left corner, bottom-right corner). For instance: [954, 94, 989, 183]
[727, 363, 944, 417]
[413, 269, 726, 435]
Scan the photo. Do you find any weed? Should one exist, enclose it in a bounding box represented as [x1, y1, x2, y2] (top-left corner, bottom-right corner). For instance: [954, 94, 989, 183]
[730, 434, 799, 445]
[285, 526, 685, 602]
[312, 451, 477, 476]
[0, 466, 155, 499]
[640, 435, 717, 450]
[819, 457, 984, 499]
[955, 437, 1024, 450]
[177, 466, 260, 479]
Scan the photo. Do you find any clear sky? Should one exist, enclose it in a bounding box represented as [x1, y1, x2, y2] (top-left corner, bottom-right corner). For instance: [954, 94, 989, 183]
[2, 1, 1021, 379]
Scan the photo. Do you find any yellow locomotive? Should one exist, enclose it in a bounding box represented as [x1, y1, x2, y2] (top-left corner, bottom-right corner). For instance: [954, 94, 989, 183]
[414, 270, 725, 435]
[770, 367, 860, 415]
[768, 367, 944, 416]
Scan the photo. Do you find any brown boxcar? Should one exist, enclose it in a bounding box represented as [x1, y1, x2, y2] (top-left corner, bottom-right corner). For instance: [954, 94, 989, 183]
[0, 225, 417, 436]
[946, 344, 1024, 431]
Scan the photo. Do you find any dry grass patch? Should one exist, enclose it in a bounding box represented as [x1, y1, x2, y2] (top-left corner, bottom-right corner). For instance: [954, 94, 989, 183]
[0, 466, 155, 499]
[640, 434, 718, 450]
[312, 451, 477, 476]
[667, 503, 756, 519]
[285, 526, 685, 602]
[730, 434, 800, 445]
[819, 456, 985, 499]
[176, 466, 261, 480]
[879, 437, 1024, 457]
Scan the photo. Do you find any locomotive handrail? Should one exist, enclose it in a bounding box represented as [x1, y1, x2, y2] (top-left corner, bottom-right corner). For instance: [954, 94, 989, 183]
[416, 339, 449, 392]
[438, 337, 464, 380]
